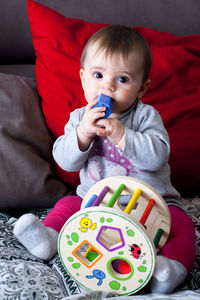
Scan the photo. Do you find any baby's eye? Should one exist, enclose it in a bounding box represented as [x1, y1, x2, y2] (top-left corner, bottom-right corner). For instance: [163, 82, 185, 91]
[118, 76, 129, 83]
[93, 72, 103, 79]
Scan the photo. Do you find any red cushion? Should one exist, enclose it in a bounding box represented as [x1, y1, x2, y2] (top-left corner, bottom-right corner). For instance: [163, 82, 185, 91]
[27, 0, 200, 194]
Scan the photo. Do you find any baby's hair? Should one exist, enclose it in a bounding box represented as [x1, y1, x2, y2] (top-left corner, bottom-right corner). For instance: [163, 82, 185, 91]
[80, 25, 152, 82]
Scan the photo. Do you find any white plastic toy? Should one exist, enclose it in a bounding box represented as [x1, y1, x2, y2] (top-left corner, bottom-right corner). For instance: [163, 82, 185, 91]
[58, 176, 171, 296]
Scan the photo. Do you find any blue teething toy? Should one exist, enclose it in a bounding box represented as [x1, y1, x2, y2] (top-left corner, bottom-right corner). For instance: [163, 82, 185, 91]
[93, 94, 113, 118]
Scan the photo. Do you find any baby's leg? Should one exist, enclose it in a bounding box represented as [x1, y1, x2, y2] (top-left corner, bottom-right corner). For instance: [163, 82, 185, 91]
[13, 195, 82, 260]
[42, 195, 82, 232]
[150, 205, 196, 293]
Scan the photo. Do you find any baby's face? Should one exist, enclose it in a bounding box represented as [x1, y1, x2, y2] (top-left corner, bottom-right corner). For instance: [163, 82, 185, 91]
[80, 41, 150, 116]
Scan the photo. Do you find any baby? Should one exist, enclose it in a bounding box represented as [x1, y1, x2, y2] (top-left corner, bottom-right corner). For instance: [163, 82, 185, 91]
[14, 25, 196, 294]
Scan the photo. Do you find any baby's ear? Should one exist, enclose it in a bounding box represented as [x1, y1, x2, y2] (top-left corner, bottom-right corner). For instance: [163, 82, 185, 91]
[137, 79, 151, 99]
[80, 68, 85, 89]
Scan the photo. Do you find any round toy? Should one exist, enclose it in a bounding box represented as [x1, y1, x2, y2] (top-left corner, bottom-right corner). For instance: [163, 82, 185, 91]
[81, 176, 171, 251]
[58, 176, 171, 295]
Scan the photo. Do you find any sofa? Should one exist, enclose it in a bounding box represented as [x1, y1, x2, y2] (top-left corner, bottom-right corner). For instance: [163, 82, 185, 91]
[0, 0, 199, 299]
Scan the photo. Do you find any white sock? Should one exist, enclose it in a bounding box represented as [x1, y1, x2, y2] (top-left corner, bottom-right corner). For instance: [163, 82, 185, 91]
[13, 213, 58, 260]
[150, 255, 187, 294]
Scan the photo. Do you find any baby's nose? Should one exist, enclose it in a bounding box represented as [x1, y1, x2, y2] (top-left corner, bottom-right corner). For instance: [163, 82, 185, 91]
[102, 81, 115, 92]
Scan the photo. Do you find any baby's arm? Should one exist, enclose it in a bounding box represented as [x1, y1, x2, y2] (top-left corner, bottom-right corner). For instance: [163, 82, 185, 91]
[124, 105, 170, 171]
[53, 103, 106, 171]
[96, 104, 170, 172]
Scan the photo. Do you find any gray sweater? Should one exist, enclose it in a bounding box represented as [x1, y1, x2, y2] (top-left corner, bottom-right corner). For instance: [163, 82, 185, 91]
[53, 100, 180, 207]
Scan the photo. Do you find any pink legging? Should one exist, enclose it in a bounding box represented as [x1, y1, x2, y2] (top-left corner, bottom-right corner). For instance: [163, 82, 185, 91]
[42, 195, 196, 273]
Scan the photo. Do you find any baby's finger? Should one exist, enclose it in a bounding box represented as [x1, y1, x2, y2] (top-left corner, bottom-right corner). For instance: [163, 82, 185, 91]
[96, 119, 108, 127]
[92, 105, 107, 114]
[96, 127, 111, 137]
[85, 100, 98, 112]
[96, 127, 105, 136]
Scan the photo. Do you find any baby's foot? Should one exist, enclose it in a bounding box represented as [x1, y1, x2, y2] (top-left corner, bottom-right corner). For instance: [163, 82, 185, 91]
[150, 255, 187, 293]
[13, 213, 58, 260]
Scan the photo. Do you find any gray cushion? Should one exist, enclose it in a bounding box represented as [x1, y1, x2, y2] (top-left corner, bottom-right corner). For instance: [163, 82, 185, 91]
[0, 65, 36, 78]
[0, 73, 69, 209]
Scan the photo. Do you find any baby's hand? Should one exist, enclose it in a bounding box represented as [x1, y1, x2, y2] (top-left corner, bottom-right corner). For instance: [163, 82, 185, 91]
[95, 118, 125, 150]
[77, 100, 106, 151]
[79, 100, 107, 137]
